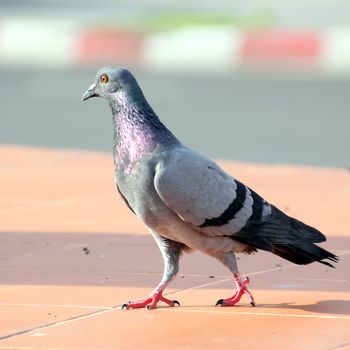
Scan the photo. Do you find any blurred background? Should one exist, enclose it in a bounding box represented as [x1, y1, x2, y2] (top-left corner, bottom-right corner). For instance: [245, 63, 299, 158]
[0, 0, 349, 167]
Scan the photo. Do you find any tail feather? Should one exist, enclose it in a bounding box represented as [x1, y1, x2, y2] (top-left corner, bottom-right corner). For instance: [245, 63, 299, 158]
[273, 242, 339, 268]
[256, 207, 327, 244]
[232, 205, 338, 267]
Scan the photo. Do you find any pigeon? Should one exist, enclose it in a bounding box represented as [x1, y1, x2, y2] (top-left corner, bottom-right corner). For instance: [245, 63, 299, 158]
[82, 67, 338, 309]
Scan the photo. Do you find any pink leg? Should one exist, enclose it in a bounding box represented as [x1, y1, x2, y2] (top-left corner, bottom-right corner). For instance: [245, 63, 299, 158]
[122, 284, 180, 310]
[216, 272, 256, 307]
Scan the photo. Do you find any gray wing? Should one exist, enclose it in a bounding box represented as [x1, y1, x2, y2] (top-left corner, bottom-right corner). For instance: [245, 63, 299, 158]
[154, 147, 326, 249]
[154, 147, 270, 237]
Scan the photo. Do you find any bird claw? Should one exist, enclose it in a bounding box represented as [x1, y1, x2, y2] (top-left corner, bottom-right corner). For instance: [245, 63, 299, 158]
[216, 274, 256, 307]
[121, 295, 180, 310]
[215, 299, 224, 307]
[121, 303, 129, 310]
[146, 298, 180, 309]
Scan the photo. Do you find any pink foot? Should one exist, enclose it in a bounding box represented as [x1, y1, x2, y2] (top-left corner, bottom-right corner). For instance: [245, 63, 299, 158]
[121, 292, 180, 310]
[216, 273, 256, 307]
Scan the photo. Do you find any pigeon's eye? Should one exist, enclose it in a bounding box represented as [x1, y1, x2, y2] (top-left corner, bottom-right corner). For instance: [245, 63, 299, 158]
[100, 74, 109, 84]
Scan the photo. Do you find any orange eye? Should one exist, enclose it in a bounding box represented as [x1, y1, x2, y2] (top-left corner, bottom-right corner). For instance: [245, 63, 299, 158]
[100, 74, 109, 84]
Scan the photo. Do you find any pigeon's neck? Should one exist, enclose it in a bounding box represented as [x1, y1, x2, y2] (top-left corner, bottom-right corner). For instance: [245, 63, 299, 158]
[110, 90, 178, 173]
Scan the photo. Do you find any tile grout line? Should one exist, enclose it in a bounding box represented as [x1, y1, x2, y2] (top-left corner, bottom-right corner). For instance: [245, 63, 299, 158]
[1, 251, 348, 340]
[0, 264, 291, 340]
[166, 250, 350, 296]
[166, 263, 296, 296]
[0, 268, 229, 279]
[158, 308, 350, 320]
[0, 307, 117, 341]
[327, 341, 350, 350]
[0, 303, 114, 310]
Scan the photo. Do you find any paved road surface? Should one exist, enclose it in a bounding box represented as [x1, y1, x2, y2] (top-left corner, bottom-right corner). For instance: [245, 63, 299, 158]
[1, 68, 349, 167]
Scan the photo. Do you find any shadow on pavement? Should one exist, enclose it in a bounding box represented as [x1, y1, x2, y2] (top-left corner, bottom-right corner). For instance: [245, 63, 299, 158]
[0, 231, 348, 291]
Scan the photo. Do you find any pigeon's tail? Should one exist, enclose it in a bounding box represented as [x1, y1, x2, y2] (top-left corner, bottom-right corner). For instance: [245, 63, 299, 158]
[233, 206, 339, 268]
[269, 209, 339, 268]
[273, 242, 339, 268]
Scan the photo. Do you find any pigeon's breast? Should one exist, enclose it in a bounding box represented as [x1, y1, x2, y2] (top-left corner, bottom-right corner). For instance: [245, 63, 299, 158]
[114, 154, 164, 218]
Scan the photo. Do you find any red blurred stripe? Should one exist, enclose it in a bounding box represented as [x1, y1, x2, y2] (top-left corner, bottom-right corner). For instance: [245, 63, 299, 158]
[78, 30, 143, 65]
[240, 31, 322, 65]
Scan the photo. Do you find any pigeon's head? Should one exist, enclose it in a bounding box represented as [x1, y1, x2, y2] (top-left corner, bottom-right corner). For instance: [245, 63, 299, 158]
[82, 66, 140, 102]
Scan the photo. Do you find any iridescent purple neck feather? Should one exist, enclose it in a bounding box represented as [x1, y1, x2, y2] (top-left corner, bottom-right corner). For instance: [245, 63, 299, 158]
[109, 86, 179, 174]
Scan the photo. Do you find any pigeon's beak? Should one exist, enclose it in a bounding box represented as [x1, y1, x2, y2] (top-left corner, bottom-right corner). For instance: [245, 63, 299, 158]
[82, 83, 99, 101]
